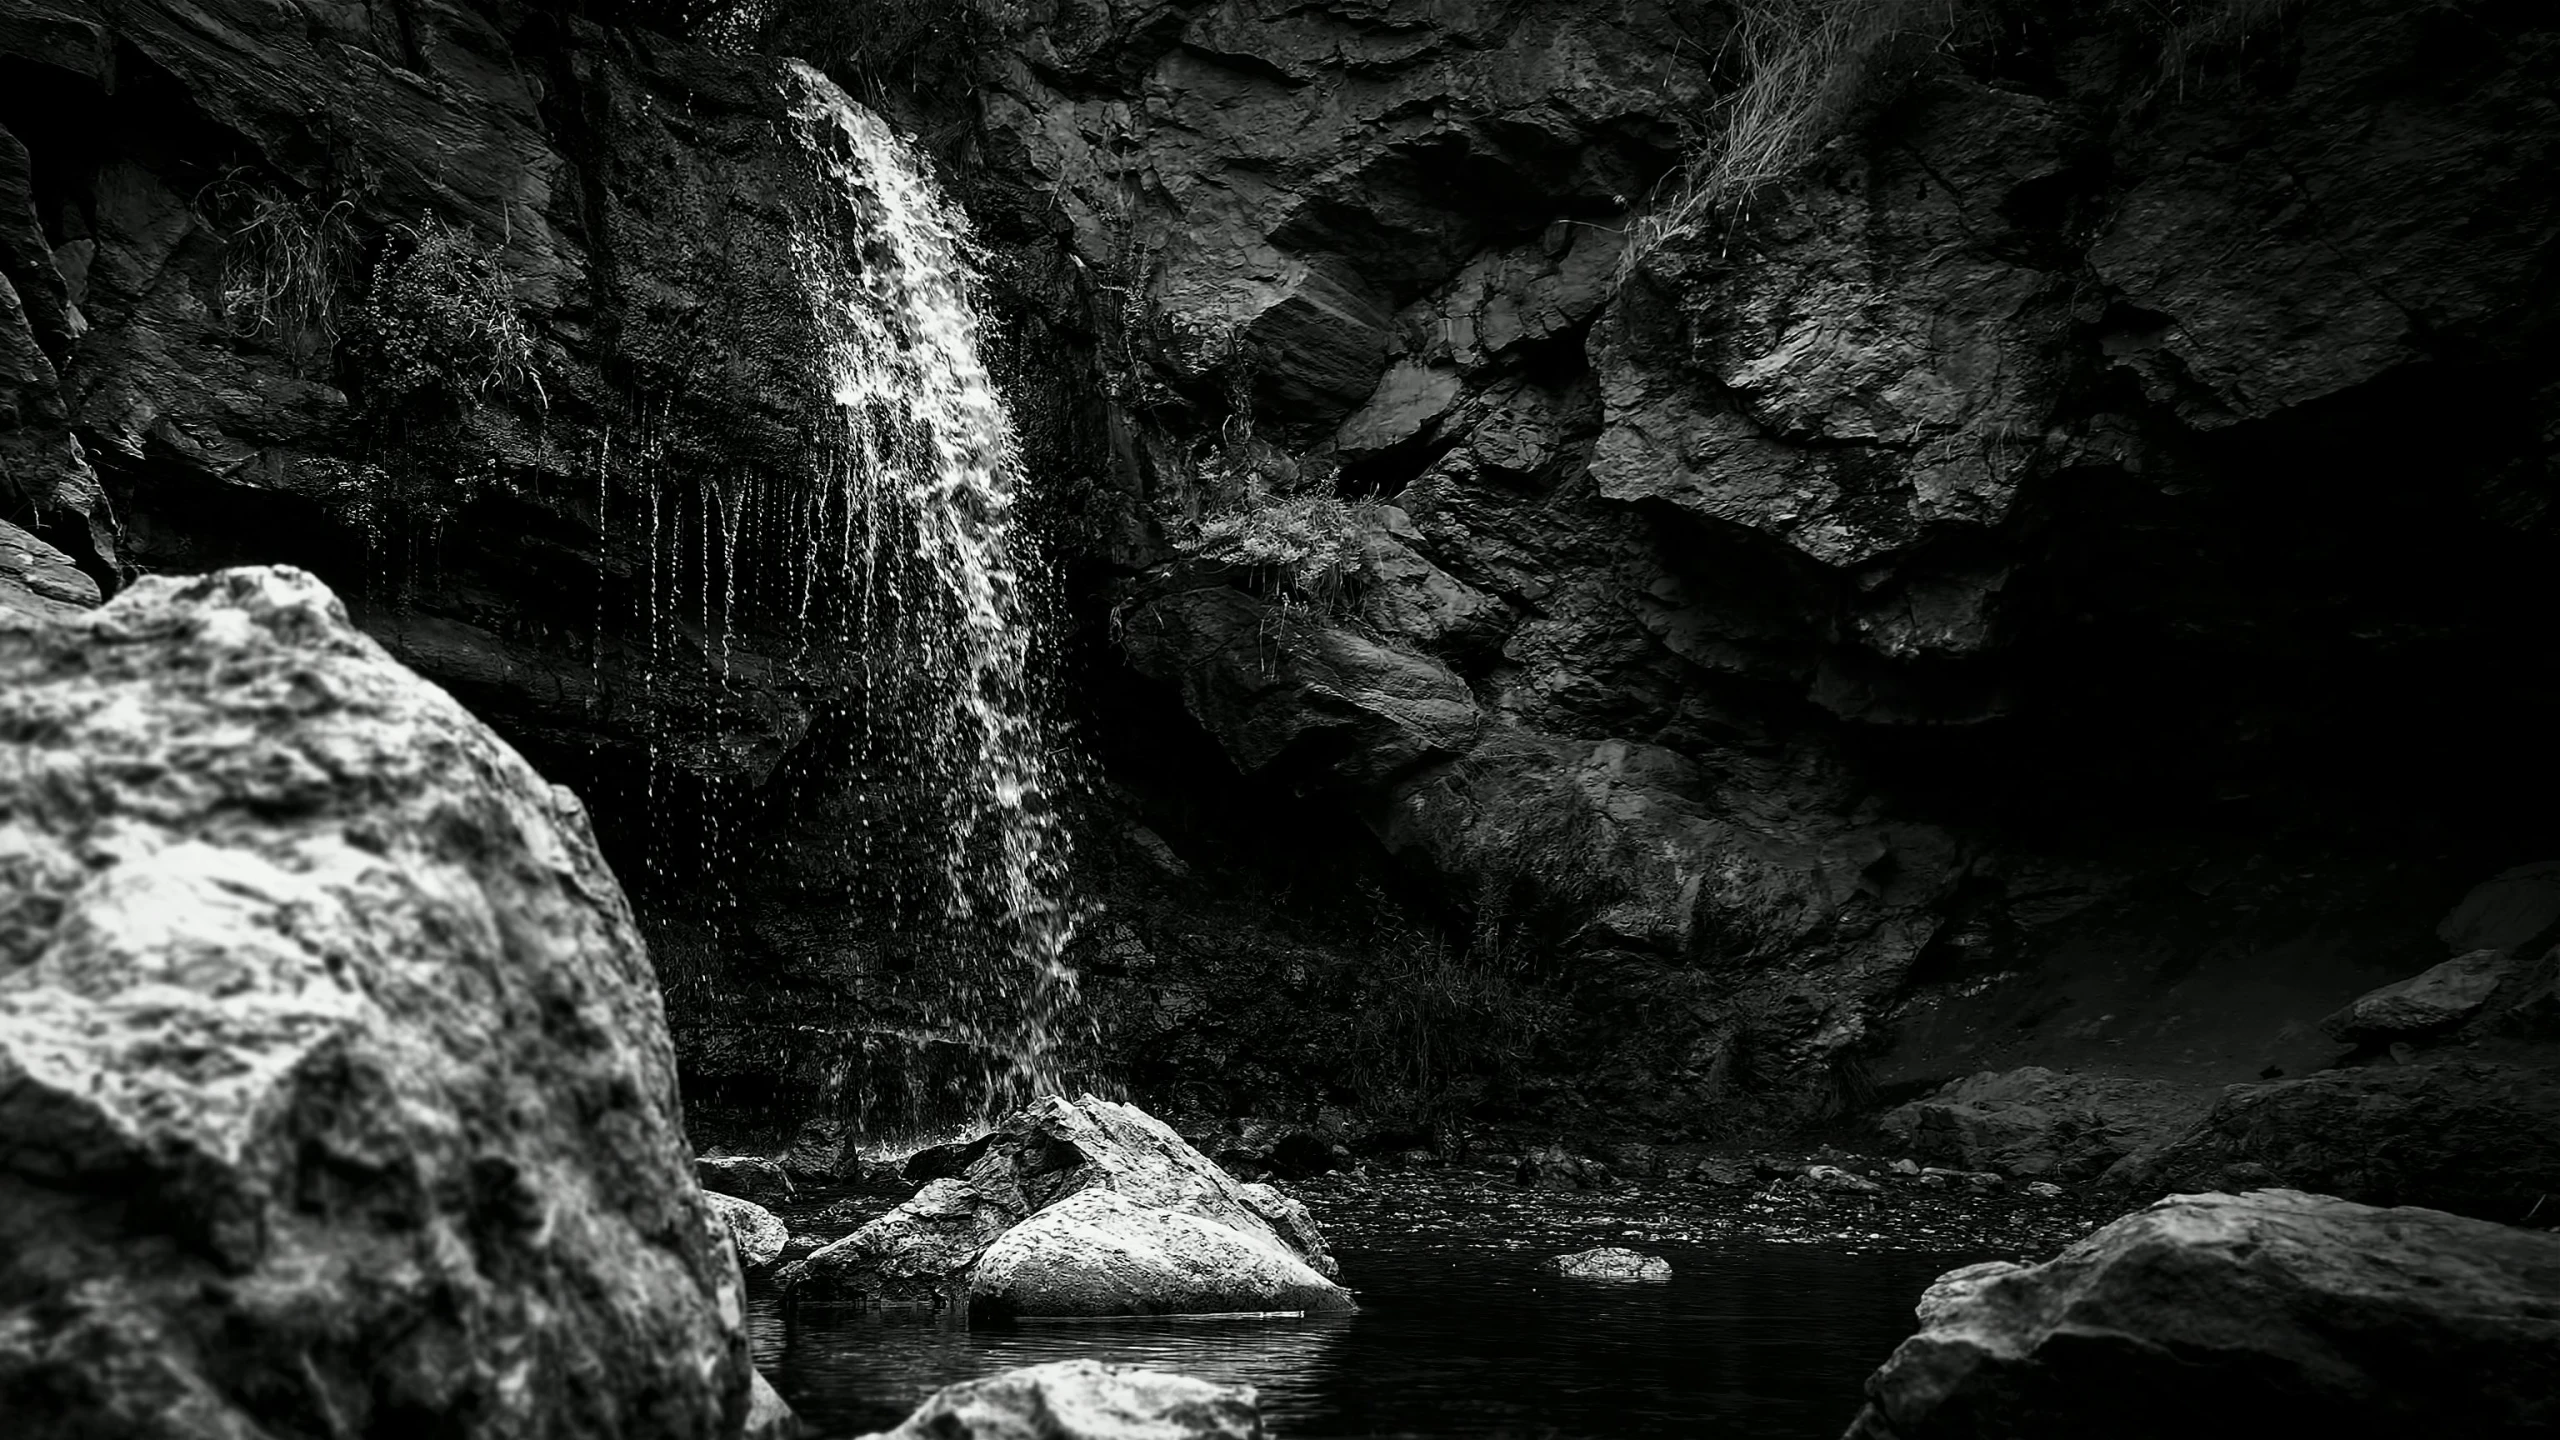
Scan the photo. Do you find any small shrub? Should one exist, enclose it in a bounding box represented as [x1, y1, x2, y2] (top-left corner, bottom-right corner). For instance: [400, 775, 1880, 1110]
[1177, 479, 1379, 620]
[353, 218, 539, 411]
[197, 172, 359, 371]
[1621, 0, 1963, 285]
[1337, 926, 1561, 1132]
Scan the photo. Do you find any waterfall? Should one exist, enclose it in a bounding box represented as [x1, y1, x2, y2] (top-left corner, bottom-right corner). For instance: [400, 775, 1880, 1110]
[763, 62, 1080, 1123]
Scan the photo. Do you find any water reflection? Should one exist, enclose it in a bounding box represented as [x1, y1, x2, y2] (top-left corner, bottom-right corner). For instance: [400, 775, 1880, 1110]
[752, 1173, 2018, 1439]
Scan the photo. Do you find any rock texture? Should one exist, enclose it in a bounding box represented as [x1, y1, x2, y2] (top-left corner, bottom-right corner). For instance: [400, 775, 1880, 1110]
[0, 566, 756, 1437]
[859, 1359, 1263, 1440]
[1844, 1189, 2560, 1440]
[709, 1192, 791, 1272]
[1546, 1247, 1671, 1281]
[781, 1094, 1349, 1316]
[1881, 1068, 2211, 1181]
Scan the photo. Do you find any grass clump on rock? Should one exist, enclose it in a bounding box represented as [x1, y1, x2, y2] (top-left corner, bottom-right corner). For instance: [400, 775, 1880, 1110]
[352, 217, 540, 414]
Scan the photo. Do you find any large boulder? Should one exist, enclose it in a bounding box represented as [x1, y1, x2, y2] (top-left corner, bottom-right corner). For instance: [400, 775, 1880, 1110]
[1880, 1067, 2210, 1180]
[784, 1094, 1351, 1316]
[2320, 948, 2525, 1044]
[1844, 1189, 2560, 1439]
[0, 568, 761, 1437]
[968, 1188, 1355, 1319]
[2104, 1060, 2560, 1223]
[859, 1359, 1261, 1440]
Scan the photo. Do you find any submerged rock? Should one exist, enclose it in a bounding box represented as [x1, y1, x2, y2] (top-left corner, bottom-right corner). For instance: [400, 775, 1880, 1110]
[1845, 1189, 2560, 1439]
[710, 1193, 791, 1272]
[970, 1188, 1355, 1319]
[858, 1359, 1262, 1440]
[0, 567, 756, 1438]
[1546, 1247, 1672, 1281]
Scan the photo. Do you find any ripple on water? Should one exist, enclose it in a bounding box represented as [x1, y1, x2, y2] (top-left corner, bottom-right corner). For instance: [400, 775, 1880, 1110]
[754, 1170, 2098, 1439]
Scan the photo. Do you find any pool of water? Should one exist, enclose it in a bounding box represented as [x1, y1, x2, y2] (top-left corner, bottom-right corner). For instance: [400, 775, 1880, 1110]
[751, 1171, 2074, 1438]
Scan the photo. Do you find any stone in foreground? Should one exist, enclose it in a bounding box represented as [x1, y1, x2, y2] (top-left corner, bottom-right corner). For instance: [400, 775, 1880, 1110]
[0, 568, 759, 1438]
[970, 1188, 1356, 1318]
[860, 1359, 1262, 1440]
[711, 1192, 792, 1271]
[1844, 1188, 2560, 1440]
[1546, 1246, 1672, 1280]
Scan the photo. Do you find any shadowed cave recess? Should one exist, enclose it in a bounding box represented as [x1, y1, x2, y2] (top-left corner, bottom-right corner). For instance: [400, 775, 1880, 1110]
[5, 0, 2557, 1165]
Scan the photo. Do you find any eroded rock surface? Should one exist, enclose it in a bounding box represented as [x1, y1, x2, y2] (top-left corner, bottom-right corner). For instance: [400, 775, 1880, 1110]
[1881, 1068, 2212, 1181]
[970, 1187, 1353, 1318]
[1845, 1189, 2560, 1439]
[0, 566, 758, 1438]
[709, 1192, 791, 1273]
[1546, 1247, 1671, 1281]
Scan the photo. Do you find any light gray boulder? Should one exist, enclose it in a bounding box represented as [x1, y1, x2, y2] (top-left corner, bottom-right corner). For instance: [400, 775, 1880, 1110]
[2321, 948, 2520, 1043]
[1545, 1246, 1672, 1280]
[969, 1188, 1356, 1318]
[709, 1192, 791, 1272]
[858, 1358, 1261, 1440]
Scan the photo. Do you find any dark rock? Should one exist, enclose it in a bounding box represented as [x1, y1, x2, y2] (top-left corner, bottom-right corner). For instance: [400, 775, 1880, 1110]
[708, 1193, 789, 1272]
[1546, 1247, 1672, 1281]
[968, 1188, 1355, 1319]
[0, 517, 96, 622]
[1880, 1068, 2213, 1180]
[780, 1178, 1013, 1308]
[698, 1154, 797, 1205]
[1844, 1189, 2560, 1440]
[2438, 862, 2560, 954]
[0, 567, 752, 1438]
[1516, 1145, 1620, 1192]
[2321, 949, 2523, 1044]
[2105, 1061, 2560, 1224]
[856, 1359, 1261, 1440]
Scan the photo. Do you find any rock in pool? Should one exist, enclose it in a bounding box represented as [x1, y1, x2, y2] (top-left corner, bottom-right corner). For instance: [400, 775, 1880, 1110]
[710, 1192, 792, 1272]
[1844, 1188, 2560, 1439]
[1547, 1247, 1673, 1280]
[859, 1358, 1261, 1440]
[970, 1188, 1356, 1318]
[699, 1153, 799, 1203]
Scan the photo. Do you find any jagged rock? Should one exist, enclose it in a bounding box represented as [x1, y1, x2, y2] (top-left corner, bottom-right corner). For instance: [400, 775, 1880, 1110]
[0, 567, 753, 1438]
[2022, 1180, 2064, 1200]
[792, 1096, 1348, 1315]
[969, 1188, 1355, 1319]
[2321, 949, 2522, 1044]
[2105, 1061, 2560, 1223]
[1844, 1189, 2560, 1439]
[1804, 1165, 1883, 1195]
[708, 1193, 790, 1272]
[780, 1178, 1014, 1307]
[1880, 1068, 2212, 1180]
[1546, 1247, 1672, 1281]
[0, 516, 95, 622]
[857, 1359, 1261, 1440]
[1515, 1145, 1620, 1192]
[698, 1155, 797, 1204]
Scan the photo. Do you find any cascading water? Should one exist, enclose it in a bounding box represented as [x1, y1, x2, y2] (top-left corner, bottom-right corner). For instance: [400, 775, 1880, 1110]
[762, 61, 1083, 1124]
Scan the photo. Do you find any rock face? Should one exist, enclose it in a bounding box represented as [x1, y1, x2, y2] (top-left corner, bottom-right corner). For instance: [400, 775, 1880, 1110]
[1881, 1068, 2211, 1181]
[1844, 1189, 2560, 1440]
[1546, 1247, 1671, 1281]
[781, 1095, 1350, 1317]
[0, 567, 756, 1437]
[917, 0, 2560, 1132]
[859, 1359, 1263, 1440]
[2106, 1061, 2560, 1225]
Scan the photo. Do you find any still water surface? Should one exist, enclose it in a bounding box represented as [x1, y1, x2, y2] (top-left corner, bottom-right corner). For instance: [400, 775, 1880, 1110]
[752, 1172, 2035, 1438]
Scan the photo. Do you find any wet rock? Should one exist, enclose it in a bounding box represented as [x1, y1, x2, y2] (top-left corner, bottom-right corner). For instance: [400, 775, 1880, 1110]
[0, 567, 752, 1438]
[2322, 949, 2523, 1044]
[1890, 1158, 1922, 1176]
[1844, 1189, 2560, 1439]
[2106, 1060, 2560, 1223]
[1804, 1165, 1883, 1195]
[1235, 1182, 1341, 1280]
[1880, 1068, 2211, 1180]
[709, 1193, 790, 1272]
[1516, 1146, 1619, 1191]
[969, 1188, 1355, 1319]
[699, 1154, 798, 1204]
[857, 1358, 1261, 1440]
[2022, 1181, 2064, 1201]
[780, 1178, 1014, 1307]
[1685, 1157, 1755, 1187]
[1546, 1247, 1672, 1281]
